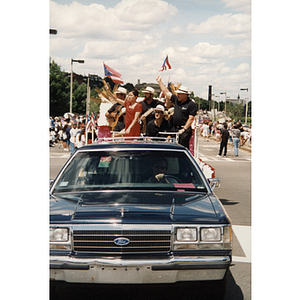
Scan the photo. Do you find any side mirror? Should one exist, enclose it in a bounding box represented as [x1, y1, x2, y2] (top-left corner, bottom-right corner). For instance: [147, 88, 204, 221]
[208, 178, 221, 191]
[49, 179, 54, 189]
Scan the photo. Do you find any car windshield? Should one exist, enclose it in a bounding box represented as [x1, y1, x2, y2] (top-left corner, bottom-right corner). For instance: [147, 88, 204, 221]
[52, 150, 207, 193]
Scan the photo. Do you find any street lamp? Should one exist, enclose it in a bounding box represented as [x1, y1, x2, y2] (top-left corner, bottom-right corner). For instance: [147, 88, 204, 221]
[70, 59, 85, 113]
[220, 92, 227, 118]
[240, 88, 249, 125]
[49, 29, 57, 35]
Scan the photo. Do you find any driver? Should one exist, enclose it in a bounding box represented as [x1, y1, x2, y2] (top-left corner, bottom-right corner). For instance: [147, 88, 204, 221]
[145, 158, 178, 183]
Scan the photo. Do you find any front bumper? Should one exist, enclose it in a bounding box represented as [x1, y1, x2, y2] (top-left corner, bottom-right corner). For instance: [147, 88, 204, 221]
[50, 255, 231, 284]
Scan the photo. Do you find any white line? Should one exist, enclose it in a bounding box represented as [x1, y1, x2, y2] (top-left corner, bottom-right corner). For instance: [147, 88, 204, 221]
[50, 154, 70, 158]
[232, 225, 251, 263]
[223, 158, 235, 162]
[201, 145, 219, 148]
[199, 157, 251, 163]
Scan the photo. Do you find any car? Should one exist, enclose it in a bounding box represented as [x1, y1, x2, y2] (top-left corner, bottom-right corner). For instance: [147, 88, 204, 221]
[49, 137, 232, 299]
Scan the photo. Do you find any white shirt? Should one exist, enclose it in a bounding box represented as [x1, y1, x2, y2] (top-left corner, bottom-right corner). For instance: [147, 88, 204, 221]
[70, 128, 80, 143]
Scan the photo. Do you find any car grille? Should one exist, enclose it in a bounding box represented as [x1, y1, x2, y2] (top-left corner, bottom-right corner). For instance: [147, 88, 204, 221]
[73, 230, 171, 254]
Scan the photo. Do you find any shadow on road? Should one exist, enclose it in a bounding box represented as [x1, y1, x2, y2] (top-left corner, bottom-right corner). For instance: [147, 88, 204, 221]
[220, 198, 239, 206]
[225, 270, 244, 300]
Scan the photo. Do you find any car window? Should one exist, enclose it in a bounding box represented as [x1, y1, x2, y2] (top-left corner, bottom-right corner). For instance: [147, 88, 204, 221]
[52, 150, 207, 192]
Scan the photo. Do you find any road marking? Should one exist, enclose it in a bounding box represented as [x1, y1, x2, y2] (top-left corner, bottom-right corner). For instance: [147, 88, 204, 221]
[232, 225, 251, 263]
[50, 154, 70, 158]
[201, 145, 220, 148]
[197, 154, 251, 163]
[223, 157, 235, 162]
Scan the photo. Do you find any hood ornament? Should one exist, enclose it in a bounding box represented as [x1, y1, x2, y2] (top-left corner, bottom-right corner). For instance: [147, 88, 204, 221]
[119, 207, 129, 217]
[120, 207, 124, 217]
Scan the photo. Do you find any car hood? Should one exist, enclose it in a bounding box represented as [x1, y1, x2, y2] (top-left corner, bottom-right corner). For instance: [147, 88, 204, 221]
[50, 191, 228, 224]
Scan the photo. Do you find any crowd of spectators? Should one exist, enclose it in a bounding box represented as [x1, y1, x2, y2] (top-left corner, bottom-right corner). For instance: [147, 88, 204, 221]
[50, 113, 251, 154]
[196, 111, 252, 148]
[49, 115, 97, 155]
[50, 108, 251, 159]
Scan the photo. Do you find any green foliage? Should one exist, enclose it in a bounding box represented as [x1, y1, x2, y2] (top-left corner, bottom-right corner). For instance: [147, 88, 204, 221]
[50, 59, 89, 116]
[49, 60, 70, 116]
[227, 102, 252, 122]
[89, 88, 100, 115]
[190, 92, 209, 110]
[123, 82, 135, 92]
[72, 81, 87, 114]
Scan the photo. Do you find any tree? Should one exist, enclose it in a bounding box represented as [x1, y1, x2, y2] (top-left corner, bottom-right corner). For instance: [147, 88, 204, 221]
[123, 82, 134, 92]
[49, 60, 70, 116]
[227, 102, 244, 119]
[189, 92, 209, 111]
[89, 88, 100, 115]
[72, 81, 87, 115]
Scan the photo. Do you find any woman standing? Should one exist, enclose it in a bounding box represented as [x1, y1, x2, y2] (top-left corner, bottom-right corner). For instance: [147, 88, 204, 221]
[231, 124, 241, 157]
[106, 84, 142, 137]
[202, 121, 209, 142]
[75, 129, 86, 148]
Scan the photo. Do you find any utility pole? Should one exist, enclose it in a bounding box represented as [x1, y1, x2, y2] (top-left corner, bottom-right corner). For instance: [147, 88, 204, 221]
[86, 75, 91, 116]
[240, 88, 249, 125]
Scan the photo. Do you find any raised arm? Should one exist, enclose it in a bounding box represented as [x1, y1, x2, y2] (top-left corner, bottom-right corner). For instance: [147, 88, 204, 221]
[103, 80, 126, 106]
[156, 75, 172, 100]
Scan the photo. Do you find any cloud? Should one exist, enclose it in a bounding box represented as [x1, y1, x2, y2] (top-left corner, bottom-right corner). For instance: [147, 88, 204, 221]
[114, 0, 177, 27]
[49, 0, 250, 100]
[187, 13, 250, 40]
[169, 25, 182, 35]
[191, 42, 235, 59]
[50, 0, 177, 38]
[221, 0, 251, 13]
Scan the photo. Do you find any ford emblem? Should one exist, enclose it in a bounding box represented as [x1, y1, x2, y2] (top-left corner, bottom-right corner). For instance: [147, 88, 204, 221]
[114, 237, 130, 246]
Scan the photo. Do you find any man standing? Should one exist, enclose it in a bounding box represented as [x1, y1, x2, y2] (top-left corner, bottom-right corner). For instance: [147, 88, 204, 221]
[140, 86, 159, 133]
[217, 122, 229, 157]
[156, 75, 197, 148]
[105, 87, 127, 130]
[145, 104, 172, 138]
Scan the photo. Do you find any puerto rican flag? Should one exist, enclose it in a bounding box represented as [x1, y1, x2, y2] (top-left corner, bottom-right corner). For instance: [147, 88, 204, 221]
[159, 55, 171, 72]
[103, 63, 124, 84]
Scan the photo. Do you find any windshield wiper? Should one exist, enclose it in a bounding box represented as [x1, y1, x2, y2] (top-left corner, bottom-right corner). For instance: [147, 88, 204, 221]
[170, 198, 175, 220]
[185, 193, 207, 202]
[71, 195, 83, 220]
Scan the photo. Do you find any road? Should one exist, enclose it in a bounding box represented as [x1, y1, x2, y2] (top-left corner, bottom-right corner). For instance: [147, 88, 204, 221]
[49, 137, 251, 299]
[195, 136, 251, 299]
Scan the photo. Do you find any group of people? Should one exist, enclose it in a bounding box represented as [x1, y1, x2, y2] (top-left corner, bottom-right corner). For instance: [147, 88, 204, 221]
[198, 119, 251, 157]
[50, 77, 251, 158]
[49, 116, 97, 155]
[103, 75, 197, 148]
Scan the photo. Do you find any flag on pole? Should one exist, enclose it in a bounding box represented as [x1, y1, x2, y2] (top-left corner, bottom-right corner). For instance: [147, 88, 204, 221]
[103, 63, 124, 84]
[159, 55, 171, 72]
[90, 113, 96, 127]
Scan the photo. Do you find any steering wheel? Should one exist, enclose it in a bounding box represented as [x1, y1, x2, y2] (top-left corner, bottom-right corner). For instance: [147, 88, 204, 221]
[155, 174, 182, 183]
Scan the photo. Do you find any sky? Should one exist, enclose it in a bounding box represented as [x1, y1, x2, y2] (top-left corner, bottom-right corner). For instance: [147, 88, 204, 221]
[50, 0, 251, 101]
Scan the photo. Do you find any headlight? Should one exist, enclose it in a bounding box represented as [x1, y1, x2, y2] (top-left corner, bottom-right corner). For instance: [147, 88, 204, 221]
[49, 228, 69, 242]
[200, 227, 221, 242]
[176, 227, 197, 242]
